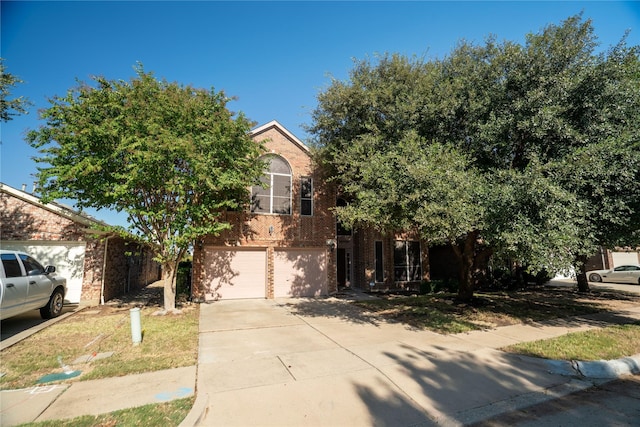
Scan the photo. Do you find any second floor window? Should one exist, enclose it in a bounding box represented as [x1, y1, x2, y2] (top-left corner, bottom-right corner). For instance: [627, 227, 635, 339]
[301, 176, 313, 216]
[251, 155, 292, 215]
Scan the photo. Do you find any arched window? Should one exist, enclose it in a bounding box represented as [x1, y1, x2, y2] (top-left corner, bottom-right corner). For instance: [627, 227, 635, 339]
[251, 155, 292, 214]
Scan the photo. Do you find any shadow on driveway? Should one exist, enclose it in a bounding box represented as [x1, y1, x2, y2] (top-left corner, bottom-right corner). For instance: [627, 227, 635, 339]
[1, 306, 77, 349]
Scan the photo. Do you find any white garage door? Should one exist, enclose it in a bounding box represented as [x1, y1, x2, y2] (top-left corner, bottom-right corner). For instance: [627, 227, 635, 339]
[203, 248, 266, 300]
[0, 241, 86, 304]
[612, 251, 640, 267]
[274, 249, 327, 298]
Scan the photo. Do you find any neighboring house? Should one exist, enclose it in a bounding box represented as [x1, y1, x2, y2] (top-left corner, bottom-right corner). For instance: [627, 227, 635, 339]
[191, 121, 432, 300]
[1, 183, 159, 305]
[586, 247, 640, 271]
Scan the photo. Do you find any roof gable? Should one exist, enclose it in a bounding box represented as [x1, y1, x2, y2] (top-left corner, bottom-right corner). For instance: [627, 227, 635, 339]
[251, 120, 310, 154]
[0, 182, 105, 227]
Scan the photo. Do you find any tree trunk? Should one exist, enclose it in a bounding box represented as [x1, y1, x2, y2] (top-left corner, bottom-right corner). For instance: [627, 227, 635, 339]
[473, 246, 494, 288]
[575, 254, 590, 293]
[453, 231, 479, 302]
[162, 260, 178, 312]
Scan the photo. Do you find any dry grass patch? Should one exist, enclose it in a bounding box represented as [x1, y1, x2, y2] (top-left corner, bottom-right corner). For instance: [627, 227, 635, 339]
[354, 287, 640, 334]
[0, 296, 198, 390]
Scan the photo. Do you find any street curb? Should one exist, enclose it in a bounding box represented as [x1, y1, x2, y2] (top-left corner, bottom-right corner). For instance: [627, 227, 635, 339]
[178, 320, 206, 427]
[450, 378, 598, 426]
[178, 392, 208, 427]
[546, 354, 640, 379]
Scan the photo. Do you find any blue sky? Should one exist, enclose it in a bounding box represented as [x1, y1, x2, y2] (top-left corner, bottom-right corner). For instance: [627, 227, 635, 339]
[2, 1, 639, 226]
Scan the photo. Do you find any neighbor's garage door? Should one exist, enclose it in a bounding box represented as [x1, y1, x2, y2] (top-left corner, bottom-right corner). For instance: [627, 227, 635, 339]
[0, 241, 86, 304]
[203, 248, 266, 300]
[612, 251, 640, 267]
[274, 249, 327, 298]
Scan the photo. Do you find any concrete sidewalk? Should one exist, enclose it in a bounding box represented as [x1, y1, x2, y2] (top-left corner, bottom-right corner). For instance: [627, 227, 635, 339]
[183, 296, 640, 427]
[2, 294, 639, 426]
[1, 366, 196, 427]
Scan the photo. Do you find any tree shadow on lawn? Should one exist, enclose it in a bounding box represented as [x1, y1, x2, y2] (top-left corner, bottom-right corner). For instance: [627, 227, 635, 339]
[284, 287, 640, 334]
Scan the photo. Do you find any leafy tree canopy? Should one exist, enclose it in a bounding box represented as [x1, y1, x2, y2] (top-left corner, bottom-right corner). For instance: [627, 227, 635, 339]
[0, 58, 32, 122]
[309, 15, 640, 299]
[27, 65, 266, 310]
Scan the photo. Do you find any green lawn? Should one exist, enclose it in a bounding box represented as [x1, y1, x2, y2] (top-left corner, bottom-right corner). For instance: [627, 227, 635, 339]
[502, 323, 640, 360]
[16, 397, 194, 427]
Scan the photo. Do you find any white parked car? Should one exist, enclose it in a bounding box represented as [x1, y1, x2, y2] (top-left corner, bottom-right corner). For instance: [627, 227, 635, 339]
[0, 250, 68, 320]
[586, 264, 640, 285]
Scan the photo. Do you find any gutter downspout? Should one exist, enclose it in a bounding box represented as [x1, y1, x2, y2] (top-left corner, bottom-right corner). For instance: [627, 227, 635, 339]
[100, 235, 114, 305]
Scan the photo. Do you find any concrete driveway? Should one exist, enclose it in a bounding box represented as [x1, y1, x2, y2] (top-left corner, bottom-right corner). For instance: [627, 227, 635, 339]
[589, 282, 640, 295]
[1, 306, 78, 351]
[191, 297, 636, 426]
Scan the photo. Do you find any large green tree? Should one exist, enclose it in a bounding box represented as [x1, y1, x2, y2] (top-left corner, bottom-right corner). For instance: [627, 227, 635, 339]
[547, 42, 640, 290]
[550, 135, 640, 290]
[309, 15, 640, 300]
[27, 66, 265, 311]
[461, 17, 640, 291]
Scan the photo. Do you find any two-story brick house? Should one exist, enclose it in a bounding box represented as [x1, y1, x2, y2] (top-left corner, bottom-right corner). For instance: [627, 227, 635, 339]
[191, 121, 432, 300]
[191, 121, 338, 300]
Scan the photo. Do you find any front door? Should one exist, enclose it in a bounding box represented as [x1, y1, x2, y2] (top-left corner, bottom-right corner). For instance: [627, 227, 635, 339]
[337, 248, 352, 288]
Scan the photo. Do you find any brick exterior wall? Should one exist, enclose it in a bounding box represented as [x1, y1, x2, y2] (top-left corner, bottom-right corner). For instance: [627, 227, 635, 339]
[99, 237, 160, 302]
[585, 248, 609, 271]
[1, 187, 159, 304]
[191, 122, 337, 299]
[352, 227, 430, 292]
[1, 192, 86, 242]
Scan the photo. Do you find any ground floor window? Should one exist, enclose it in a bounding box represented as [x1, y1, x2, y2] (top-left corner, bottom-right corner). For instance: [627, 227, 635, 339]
[394, 240, 421, 282]
[374, 241, 384, 282]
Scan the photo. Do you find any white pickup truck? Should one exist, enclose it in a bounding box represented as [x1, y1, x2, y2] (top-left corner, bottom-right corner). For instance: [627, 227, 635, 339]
[0, 249, 68, 320]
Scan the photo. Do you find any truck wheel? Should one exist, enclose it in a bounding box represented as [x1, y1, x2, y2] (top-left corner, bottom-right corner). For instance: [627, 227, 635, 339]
[40, 288, 64, 319]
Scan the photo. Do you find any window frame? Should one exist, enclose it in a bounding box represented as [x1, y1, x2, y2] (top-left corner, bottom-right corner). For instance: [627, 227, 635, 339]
[19, 254, 45, 276]
[300, 176, 313, 216]
[251, 155, 292, 215]
[374, 241, 384, 283]
[393, 240, 422, 282]
[1, 253, 24, 278]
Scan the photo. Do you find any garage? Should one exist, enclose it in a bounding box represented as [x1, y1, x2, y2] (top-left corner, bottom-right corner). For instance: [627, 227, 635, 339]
[202, 248, 266, 300]
[0, 241, 86, 304]
[612, 251, 640, 267]
[274, 248, 327, 298]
